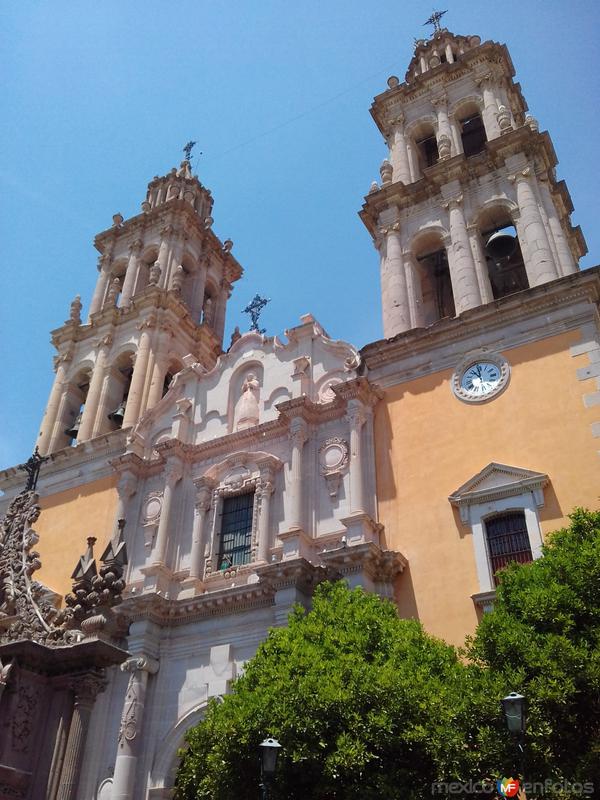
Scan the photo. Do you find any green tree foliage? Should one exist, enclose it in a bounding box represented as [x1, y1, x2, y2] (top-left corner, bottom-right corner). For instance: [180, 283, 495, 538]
[175, 582, 503, 800]
[467, 508, 600, 787]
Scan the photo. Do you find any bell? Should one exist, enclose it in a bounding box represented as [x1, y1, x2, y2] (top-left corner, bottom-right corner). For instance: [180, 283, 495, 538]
[108, 400, 127, 426]
[486, 229, 517, 261]
[65, 411, 82, 439]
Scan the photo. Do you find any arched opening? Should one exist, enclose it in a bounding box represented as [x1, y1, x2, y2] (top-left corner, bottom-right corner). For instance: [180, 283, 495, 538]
[201, 283, 217, 327]
[105, 352, 134, 432]
[411, 120, 439, 175]
[477, 207, 529, 300]
[135, 248, 159, 296]
[457, 103, 486, 157]
[162, 358, 184, 398]
[63, 369, 91, 446]
[413, 231, 455, 325]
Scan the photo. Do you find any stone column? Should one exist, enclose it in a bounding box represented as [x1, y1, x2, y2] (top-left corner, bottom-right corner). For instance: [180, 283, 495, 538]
[145, 332, 171, 411]
[539, 183, 578, 276]
[115, 472, 137, 529]
[111, 656, 159, 800]
[56, 672, 106, 800]
[120, 239, 143, 307]
[38, 354, 70, 454]
[257, 476, 275, 562]
[445, 193, 482, 314]
[432, 95, 453, 159]
[189, 484, 212, 579]
[406, 140, 418, 182]
[346, 402, 366, 514]
[478, 76, 500, 140]
[388, 114, 411, 185]
[511, 167, 559, 285]
[403, 250, 425, 328]
[88, 254, 112, 318]
[157, 224, 174, 288]
[379, 226, 411, 338]
[467, 223, 494, 303]
[122, 323, 153, 428]
[152, 459, 183, 566]
[288, 418, 308, 531]
[77, 335, 112, 442]
[214, 279, 231, 344]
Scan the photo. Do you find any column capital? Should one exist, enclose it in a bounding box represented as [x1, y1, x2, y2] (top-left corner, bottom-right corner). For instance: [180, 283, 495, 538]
[346, 403, 367, 430]
[121, 655, 159, 676]
[508, 166, 533, 184]
[194, 483, 213, 511]
[289, 417, 308, 447]
[98, 253, 112, 273]
[164, 459, 183, 485]
[442, 193, 464, 210]
[70, 670, 107, 706]
[117, 472, 138, 498]
[128, 238, 143, 255]
[430, 91, 448, 109]
[96, 333, 113, 350]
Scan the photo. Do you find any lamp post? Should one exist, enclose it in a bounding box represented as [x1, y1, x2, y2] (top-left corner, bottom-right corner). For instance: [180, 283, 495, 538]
[259, 737, 282, 800]
[501, 692, 526, 781]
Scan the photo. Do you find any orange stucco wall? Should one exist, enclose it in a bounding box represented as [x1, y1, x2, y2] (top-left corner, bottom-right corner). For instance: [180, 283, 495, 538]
[35, 475, 118, 598]
[375, 328, 600, 647]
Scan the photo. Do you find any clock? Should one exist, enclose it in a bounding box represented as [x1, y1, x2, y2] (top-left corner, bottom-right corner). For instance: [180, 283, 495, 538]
[451, 351, 510, 403]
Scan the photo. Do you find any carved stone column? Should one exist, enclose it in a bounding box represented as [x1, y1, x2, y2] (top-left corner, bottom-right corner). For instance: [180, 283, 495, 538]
[477, 75, 501, 140]
[346, 402, 367, 514]
[432, 95, 453, 159]
[510, 167, 558, 285]
[77, 335, 112, 442]
[111, 656, 159, 800]
[444, 193, 482, 314]
[115, 472, 137, 530]
[88, 254, 112, 318]
[56, 672, 106, 800]
[388, 114, 411, 184]
[214, 278, 231, 344]
[120, 239, 143, 307]
[402, 249, 424, 329]
[538, 183, 578, 276]
[122, 322, 153, 428]
[288, 418, 308, 531]
[257, 477, 275, 562]
[189, 484, 212, 579]
[379, 226, 411, 337]
[467, 223, 494, 304]
[38, 353, 71, 454]
[157, 224, 174, 288]
[152, 459, 183, 566]
[145, 330, 171, 411]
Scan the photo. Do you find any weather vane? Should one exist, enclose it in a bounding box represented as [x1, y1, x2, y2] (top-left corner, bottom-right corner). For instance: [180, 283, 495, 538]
[243, 294, 270, 334]
[183, 140, 197, 161]
[423, 9, 447, 34]
[18, 446, 48, 493]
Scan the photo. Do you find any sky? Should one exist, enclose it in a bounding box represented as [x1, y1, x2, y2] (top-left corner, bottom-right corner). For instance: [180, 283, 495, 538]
[1, 0, 598, 468]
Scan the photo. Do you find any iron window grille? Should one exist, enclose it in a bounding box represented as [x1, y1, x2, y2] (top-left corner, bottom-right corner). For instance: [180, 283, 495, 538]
[217, 491, 255, 569]
[485, 511, 533, 585]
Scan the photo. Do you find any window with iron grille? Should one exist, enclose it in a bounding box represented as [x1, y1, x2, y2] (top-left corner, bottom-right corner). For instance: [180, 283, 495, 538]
[485, 511, 533, 585]
[217, 492, 255, 569]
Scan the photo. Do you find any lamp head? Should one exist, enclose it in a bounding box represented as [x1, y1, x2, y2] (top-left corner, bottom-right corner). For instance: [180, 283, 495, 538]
[501, 691, 525, 733]
[259, 737, 282, 777]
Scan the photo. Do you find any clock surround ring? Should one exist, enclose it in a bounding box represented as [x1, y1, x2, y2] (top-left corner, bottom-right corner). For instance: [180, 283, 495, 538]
[451, 349, 510, 404]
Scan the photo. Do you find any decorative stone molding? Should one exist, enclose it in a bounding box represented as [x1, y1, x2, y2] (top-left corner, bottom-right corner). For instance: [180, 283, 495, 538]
[142, 491, 163, 548]
[118, 656, 159, 745]
[319, 437, 349, 499]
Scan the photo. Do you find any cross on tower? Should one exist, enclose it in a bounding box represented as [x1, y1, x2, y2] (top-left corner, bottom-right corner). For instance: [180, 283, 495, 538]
[423, 9, 447, 34]
[18, 446, 48, 493]
[183, 140, 197, 161]
[243, 294, 270, 334]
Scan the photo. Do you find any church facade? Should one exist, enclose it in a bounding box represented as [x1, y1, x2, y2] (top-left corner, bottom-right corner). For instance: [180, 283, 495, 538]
[0, 25, 598, 800]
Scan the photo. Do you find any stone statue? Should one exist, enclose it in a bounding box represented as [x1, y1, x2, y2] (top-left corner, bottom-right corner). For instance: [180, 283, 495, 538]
[235, 372, 260, 431]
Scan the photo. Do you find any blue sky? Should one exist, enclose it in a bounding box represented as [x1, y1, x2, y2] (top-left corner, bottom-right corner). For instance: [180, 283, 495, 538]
[1, 1, 598, 468]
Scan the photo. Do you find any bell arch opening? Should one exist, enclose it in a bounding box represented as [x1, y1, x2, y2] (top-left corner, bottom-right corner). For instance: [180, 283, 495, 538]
[477, 206, 529, 300]
[413, 231, 455, 325]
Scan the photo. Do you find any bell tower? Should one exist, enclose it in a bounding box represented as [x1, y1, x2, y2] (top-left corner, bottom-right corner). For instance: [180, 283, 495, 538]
[360, 24, 587, 339]
[37, 159, 243, 455]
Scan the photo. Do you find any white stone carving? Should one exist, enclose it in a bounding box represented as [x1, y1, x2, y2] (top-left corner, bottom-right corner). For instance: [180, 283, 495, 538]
[319, 437, 349, 499]
[235, 372, 260, 430]
[142, 491, 163, 548]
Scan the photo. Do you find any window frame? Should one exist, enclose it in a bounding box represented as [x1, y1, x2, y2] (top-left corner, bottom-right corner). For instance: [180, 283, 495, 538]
[217, 490, 256, 570]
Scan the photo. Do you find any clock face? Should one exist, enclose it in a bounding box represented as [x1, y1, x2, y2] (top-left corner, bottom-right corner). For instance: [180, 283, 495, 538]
[460, 361, 502, 398]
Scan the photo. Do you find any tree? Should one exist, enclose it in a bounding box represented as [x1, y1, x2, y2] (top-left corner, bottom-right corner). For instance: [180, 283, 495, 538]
[468, 508, 600, 787]
[175, 581, 503, 800]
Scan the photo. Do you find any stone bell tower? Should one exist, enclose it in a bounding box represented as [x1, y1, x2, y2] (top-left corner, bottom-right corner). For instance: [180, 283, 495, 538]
[37, 159, 243, 455]
[360, 25, 587, 339]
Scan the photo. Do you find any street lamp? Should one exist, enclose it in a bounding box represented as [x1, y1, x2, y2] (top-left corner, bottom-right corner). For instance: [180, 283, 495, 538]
[501, 692, 526, 781]
[259, 737, 282, 799]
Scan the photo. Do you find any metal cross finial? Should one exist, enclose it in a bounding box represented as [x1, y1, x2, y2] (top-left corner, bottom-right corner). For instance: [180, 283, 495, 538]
[243, 294, 270, 334]
[183, 141, 197, 161]
[423, 9, 447, 33]
[18, 446, 48, 493]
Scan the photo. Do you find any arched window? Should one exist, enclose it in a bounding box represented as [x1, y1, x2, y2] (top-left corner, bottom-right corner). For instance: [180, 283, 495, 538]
[485, 511, 533, 585]
[63, 370, 91, 445]
[105, 353, 134, 431]
[415, 128, 439, 170]
[477, 207, 529, 300]
[458, 107, 486, 157]
[413, 232, 455, 325]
